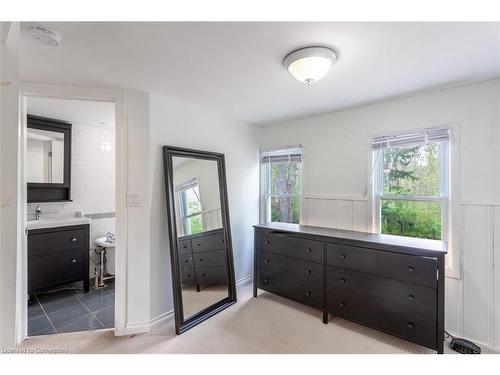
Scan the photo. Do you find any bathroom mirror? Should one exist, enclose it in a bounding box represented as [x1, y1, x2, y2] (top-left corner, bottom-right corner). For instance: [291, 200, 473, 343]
[163, 146, 236, 334]
[27, 128, 65, 184]
[27, 114, 72, 202]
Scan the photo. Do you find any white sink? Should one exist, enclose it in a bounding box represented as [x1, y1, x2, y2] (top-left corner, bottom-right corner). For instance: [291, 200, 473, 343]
[27, 217, 91, 230]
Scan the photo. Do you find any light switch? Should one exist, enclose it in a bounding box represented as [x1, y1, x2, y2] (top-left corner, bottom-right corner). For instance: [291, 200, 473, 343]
[127, 193, 141, 207]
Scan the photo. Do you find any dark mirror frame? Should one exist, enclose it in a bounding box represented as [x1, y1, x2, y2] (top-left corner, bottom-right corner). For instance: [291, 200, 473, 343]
[27, 114, 72, 203]
[163, 146, 237, 334]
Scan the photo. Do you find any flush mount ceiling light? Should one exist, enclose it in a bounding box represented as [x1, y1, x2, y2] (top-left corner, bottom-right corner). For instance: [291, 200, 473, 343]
[283, 46, 337, 85]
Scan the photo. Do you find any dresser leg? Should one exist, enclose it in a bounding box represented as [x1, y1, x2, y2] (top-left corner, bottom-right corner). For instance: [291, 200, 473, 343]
[83, 278, 89, 293]
[323, 311, 329, 324]
[437, 341, 444, 354]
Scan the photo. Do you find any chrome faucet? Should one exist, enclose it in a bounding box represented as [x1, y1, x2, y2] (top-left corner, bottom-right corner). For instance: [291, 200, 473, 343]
[35, 205, 42, 221]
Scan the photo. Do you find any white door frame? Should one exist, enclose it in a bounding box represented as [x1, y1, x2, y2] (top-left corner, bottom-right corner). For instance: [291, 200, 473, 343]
[17, 83, 128, 342]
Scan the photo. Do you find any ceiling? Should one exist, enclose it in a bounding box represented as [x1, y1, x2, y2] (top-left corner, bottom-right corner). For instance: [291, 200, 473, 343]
[19, 22, 500, 125]
[27, 96, 115, 128]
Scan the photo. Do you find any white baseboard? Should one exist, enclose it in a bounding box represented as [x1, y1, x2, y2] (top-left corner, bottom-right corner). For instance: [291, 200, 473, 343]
[149, 309, 175, 332]
[236, 274, 253, 287]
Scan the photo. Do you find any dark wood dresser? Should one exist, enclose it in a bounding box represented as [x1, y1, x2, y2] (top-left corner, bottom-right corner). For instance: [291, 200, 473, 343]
[28, 224, 90, 297]
[253, 222, 447, 353]
[178, 228, 228, 289]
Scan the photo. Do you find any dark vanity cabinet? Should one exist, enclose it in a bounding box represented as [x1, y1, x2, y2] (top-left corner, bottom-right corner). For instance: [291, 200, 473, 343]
[178, 228, 228, 289]
[28, 224, 90, 296]
[254, 222, 447, 353]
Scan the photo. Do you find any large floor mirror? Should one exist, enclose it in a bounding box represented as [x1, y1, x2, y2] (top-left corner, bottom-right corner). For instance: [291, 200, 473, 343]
[163, 146, 237, 334]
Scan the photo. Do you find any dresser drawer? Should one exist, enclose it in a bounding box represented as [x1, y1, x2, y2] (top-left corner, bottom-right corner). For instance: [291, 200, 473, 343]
[257, 231, 324, 264]
[327, 291, 436, 349]
[327, 266, 436, 316]
[327, 243, 437, 288]
[192, 231, 225, 253]
[28, 229, 85, 257]
[180, 265, 196, 285]
[258, 270, 323, 309]
[178, 239, 192, 255]
[196, 266, 228, 286]
[259, 251, 323, 286]
[193, 249, 227, 268]
[28, 250, 85, 292]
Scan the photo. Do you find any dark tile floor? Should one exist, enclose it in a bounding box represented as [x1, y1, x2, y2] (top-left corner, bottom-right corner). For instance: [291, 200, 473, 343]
[28, 279, 115, 336]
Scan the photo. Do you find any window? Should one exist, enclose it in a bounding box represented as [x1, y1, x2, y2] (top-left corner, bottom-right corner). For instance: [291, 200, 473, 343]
[176, 178, 204, 236]
[260, 147, 303, 224]
[373, 128, 450, 241]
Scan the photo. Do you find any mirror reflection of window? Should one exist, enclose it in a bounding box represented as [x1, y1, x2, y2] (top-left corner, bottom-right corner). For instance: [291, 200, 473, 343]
[176, 179, 204, 236]
[27, 128, 65, 184]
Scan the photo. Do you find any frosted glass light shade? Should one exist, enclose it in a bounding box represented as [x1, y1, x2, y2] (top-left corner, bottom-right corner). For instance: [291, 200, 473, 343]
[283, 46, 337, 85]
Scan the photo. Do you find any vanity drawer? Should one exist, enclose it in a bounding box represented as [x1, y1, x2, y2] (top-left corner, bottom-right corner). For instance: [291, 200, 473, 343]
[259, 251, 323, 286]
[193, 249, 227, 268]
[196, 266, 228, 285]
[327, 266, 436, 316]
[28, 229, 85, 257]
[327, 243, 437, 288]
[178, 239, 192, 255]
[192, 232, 225, 253]
[28, 250, 85, 292]
[327, 291, 436, 349]
[258, 231, 324, 264]
[258, 270, 323, 309]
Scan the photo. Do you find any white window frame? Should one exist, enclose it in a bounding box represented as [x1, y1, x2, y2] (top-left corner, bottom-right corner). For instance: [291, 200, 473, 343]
[176, 178, 204, 236]
[260, 147, 303, 224]
[373, 141, 450, 243]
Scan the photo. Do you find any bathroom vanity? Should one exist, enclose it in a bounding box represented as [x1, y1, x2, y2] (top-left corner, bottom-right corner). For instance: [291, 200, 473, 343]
[28, 218, 90, 297]
[254, 222, 447, 353]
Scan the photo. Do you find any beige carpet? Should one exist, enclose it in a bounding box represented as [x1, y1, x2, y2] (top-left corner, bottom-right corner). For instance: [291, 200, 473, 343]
[17, 283, 490, 354]
[182, 285, 229, 319]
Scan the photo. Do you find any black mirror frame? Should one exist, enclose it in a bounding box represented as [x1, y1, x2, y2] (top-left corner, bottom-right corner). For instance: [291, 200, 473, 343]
[163, 146, 237, 334]
[27, 114, 72, 203]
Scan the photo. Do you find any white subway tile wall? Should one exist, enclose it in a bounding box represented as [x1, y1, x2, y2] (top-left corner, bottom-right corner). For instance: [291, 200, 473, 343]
[27, 123, 116, 277]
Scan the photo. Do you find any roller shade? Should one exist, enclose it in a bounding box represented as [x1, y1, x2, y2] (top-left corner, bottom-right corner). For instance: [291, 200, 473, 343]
[260, 147, 303, 163]
[372, 127, 451, 150]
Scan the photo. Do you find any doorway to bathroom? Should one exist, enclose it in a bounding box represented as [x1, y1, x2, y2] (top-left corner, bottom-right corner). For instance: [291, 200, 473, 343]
[23, 95, 117, 337]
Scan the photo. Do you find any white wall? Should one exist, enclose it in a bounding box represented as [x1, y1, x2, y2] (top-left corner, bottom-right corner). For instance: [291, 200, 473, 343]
[259, 79, 500, 350]
[0, 22, 20, 349]
[149, 94, 259, 321]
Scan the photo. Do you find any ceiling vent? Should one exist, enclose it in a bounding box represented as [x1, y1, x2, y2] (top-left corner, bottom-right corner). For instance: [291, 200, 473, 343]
[24, 23, 62, 47]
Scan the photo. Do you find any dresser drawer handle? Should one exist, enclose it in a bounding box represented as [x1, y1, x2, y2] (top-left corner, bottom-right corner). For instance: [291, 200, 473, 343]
[265, 259, 270, 264]
[305, 291, 311, 296]
[340, 254, 346, 259]
[408, 266, 415, 273]
[305, 248, 312, 253]
[184, 259, 190, 263]
[187, 273, 191, 277]
[199, 258, 204, 262]
[339, 278, 346, 284]
[265, 240, 270, 245]
[70, 237, 77, 242]
[339, 301, 346, 307]
[197, 243, 201, 246]
[71, 258, 77, 263]
[407, 322, 414, 329]
[408, 294, 415, 301]
[306, 269, 312, 274]
[263, 278, 269, 284]
[183, 245, 187, 249]
[202, 273, 206, 277]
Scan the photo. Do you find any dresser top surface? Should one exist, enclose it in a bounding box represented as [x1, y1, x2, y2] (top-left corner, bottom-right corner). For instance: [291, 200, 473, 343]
[254, 222, 447, 254]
